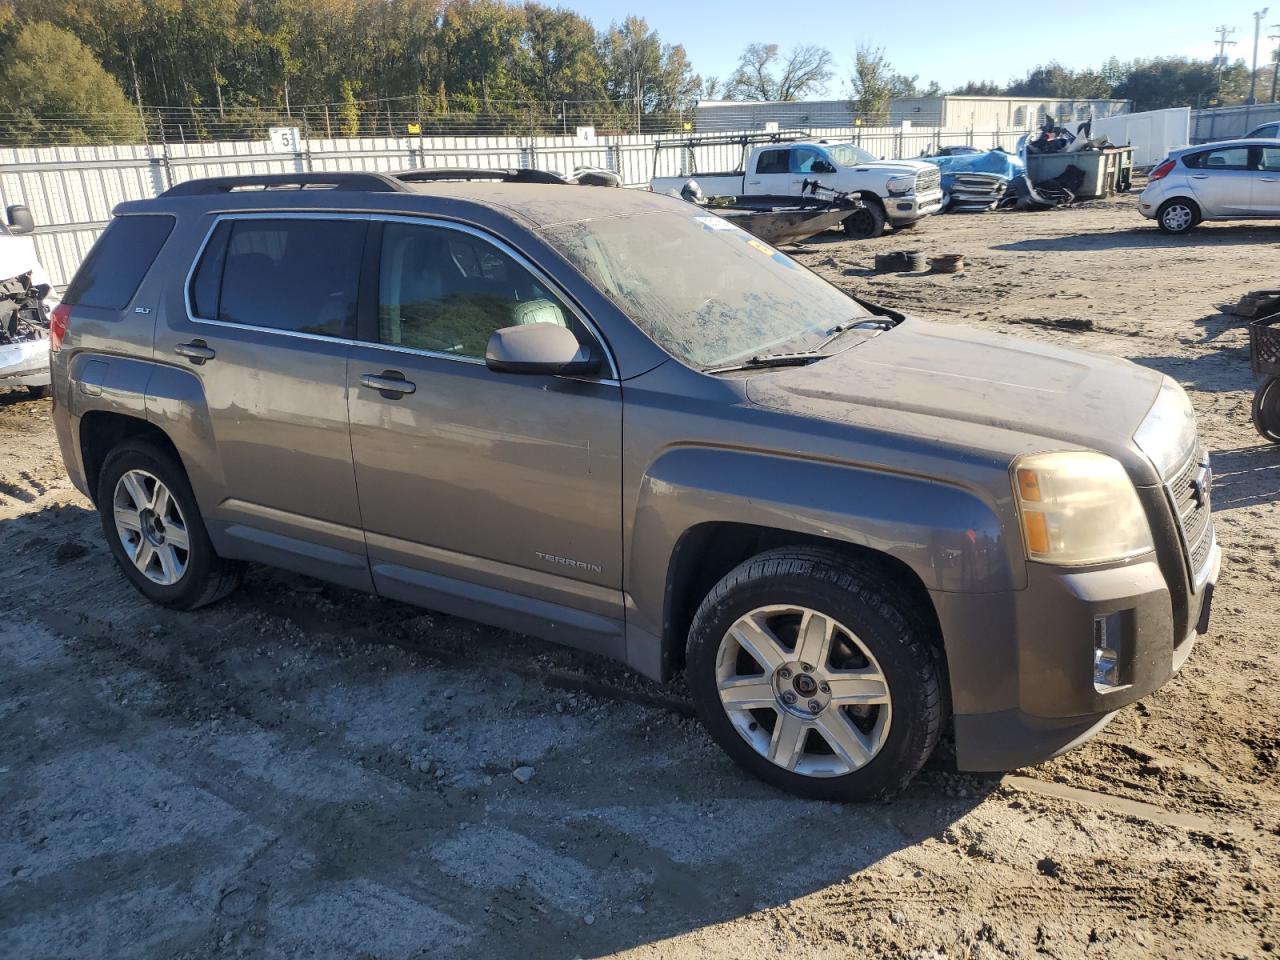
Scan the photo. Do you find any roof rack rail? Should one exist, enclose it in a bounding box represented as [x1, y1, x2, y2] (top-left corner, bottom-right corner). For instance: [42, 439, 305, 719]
[394, 167, 568, 185]
[161, 172, 409, 197]
[651, 129, 814, 149]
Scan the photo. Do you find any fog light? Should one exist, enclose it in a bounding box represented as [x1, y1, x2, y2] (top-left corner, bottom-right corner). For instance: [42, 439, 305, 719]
[1093, 612, 1132, 691]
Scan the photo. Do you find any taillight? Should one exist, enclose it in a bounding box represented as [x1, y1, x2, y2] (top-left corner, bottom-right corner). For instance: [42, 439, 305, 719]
[1149, 159, 1175, 182]
[49, 302, 70, 352]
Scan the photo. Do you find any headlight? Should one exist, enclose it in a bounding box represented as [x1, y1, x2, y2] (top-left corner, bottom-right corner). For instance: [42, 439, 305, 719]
[1133, 377, 1197, 477]
[1012, 451, 1154, 565]
[886, 175, 915, 195]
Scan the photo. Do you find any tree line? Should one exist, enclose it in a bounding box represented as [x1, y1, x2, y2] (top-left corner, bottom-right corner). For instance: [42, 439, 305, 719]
[0, 0, 1268, 145]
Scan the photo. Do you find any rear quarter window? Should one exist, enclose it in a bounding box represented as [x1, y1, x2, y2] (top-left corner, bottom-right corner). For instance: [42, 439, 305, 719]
[62, 214, 175, 309]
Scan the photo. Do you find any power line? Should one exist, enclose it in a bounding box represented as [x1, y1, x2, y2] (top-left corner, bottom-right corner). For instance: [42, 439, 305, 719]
[1214, 24, 1238, 103]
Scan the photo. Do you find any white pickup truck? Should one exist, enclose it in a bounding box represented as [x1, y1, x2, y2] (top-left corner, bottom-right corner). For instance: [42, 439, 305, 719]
[651, 138, 944, 238]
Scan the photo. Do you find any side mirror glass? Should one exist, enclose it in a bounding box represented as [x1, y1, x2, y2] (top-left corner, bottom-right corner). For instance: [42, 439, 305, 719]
[813, 160, 836, 174]
[6, 204, 34, 235]
[485, 322, 600, 376]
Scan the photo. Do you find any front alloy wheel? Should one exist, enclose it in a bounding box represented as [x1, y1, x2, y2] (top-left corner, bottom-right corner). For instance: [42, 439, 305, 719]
[716, 605, 892, 777]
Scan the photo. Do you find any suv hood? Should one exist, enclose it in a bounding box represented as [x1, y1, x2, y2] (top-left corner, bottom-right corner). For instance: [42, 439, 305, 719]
[745, 317, 1165, 478]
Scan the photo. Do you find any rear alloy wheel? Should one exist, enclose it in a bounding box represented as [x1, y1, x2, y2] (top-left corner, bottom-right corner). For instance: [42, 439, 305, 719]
[1253, 376, 1280, 443]
[687, 547, 943, 800]
[1157, 198, 1199, 234]
[97, 440, 242, 609]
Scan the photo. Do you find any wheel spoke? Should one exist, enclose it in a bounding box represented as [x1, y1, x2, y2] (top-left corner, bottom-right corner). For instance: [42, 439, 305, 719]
[717, 677, 776, 710]
[729, 613, 788, 674]
[793, 609, 833, 669]
[826, 670, 890, 705]
[133, 540, 155, 574]
[155, 545, 180, 583]
[121, 472, 149, 510]
[164, 521, 189, 552]
[767, 713, 808, 770]
[151, 484, 170, 517]
[812, 711, 873, 769]
[114, 507, 142, 532]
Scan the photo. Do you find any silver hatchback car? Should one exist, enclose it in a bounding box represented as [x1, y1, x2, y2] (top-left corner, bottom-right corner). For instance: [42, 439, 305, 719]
[1140, 138, 1280, 233]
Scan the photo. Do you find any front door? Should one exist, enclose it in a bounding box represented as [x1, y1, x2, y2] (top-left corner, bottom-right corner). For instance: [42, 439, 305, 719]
[347, 218, 625, 651]
[1252, 144, 1280, 215]
[164, 213, 371, 588]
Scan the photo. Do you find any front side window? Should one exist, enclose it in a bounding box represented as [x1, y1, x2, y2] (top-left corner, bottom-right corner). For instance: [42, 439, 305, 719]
[791, 146, 829, 174]
[190, 218, 366, 338]
[377, 222, 573, 358]
[542, 210, 870, 369]
[1186, 147, 1250, 170]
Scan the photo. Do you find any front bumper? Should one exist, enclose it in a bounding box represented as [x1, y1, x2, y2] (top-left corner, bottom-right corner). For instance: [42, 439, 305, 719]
[936, 541, 1220, 772]
[886, 189, 944, 225]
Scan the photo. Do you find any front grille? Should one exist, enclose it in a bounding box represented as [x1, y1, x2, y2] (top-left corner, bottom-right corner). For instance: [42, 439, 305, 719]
[915, 167, 941, 193]
[1165, 446, 1214, 585]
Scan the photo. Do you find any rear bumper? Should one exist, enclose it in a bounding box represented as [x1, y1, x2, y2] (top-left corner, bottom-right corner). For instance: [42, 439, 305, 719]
[935, 542, 1220, 772]
[0, 338, 50, 387]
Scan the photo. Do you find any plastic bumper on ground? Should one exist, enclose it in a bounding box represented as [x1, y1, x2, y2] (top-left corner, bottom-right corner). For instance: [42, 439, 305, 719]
[0, 338, 51, 388]
[886, 190, 945, 225]
[936, 543, 1220, 772]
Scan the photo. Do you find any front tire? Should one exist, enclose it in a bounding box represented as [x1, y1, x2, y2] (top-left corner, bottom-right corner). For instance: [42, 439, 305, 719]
[686, 547, 943, 800]
[1156, 198, 1199, 234]
[1253, 377, 1280, 443]
[843, 199, 887, 239]
[26, 384, 51, 399]
[97, 440, 242, 609]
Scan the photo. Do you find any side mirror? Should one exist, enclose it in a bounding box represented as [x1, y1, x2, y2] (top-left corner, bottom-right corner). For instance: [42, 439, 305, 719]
[485, 322, 600, 376]
[813, 160, 836, 174]
[6, 204, 34, 235]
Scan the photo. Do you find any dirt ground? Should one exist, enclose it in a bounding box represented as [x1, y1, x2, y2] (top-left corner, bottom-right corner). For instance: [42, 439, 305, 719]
[1, 194, 1278, 960]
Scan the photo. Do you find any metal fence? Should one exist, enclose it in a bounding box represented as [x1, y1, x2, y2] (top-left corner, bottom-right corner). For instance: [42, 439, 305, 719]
[1, 124, 1025, 287]
[1190, 103, 1280, 143]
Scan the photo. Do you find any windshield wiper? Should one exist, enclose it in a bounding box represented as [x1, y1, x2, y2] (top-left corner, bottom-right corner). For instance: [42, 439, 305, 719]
[703, 352, 826, 375]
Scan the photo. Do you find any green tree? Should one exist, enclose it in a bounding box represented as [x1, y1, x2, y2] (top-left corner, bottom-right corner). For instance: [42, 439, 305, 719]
[0, 20, 144, 143]
[849, 45, 894, 119]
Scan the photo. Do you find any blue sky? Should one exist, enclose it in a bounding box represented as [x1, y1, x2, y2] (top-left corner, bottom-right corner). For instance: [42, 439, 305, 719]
[570, 0, 1269, 93]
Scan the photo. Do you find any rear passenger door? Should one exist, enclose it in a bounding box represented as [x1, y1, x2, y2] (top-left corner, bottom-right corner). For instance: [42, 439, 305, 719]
[1252, 145, 1280, 215]
[164, 213, 372, 589]
[747, 148, 798, 195]
[346, 217, 625, 651]
[1184, 145, 1255, 215]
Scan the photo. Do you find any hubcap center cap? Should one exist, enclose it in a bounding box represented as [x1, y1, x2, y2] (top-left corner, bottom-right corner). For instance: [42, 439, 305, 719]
[139, 508, 166, 546]
[772, 662, 830, 716]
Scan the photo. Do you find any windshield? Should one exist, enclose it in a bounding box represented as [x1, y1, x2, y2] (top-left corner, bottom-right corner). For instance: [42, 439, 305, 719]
[825, 143, 878, 166]
[540, 210, 870, 369]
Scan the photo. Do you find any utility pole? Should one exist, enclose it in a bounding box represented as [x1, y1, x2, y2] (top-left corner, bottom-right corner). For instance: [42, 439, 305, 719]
[1249, 8, 1270, 104]
[1270, 26, 1280, 101]
[1215, 25, 1238, 103]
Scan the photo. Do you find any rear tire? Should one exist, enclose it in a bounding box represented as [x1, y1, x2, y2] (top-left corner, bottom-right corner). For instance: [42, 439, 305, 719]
[26, 384, 50, 399]
[686, 547, 943, 800]
[96, 440, 242, 609]
[1156, 198, 1199, 234]
[1253, 377, 1280, 443]
[843, 199, 887, 239]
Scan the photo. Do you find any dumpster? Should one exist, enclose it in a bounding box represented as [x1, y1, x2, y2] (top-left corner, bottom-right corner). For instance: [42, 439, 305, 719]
[1025, 146, 1134, 199]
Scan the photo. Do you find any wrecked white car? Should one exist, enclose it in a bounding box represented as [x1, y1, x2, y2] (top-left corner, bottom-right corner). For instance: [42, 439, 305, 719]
[0, 204, 54, 399]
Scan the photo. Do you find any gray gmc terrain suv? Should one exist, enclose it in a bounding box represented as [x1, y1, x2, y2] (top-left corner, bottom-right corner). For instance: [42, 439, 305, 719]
[50, 171, 1219, 799]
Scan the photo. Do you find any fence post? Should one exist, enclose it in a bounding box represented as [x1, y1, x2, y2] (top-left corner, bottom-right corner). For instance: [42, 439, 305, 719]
[154, 110, 173, 192]
[416, 99, 426, 169]
[300, 114, 313, 172]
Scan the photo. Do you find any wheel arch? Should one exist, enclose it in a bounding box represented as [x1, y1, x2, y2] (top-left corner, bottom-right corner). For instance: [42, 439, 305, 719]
[79, 410, 185, 507]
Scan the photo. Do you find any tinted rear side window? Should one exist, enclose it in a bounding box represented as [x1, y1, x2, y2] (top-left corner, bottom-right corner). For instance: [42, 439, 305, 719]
[200, 218, 365, 338]
[63, 214, 175, 309]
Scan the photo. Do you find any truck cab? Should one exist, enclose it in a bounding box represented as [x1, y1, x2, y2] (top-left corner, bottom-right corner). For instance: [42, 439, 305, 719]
[652, 135, 944, 238]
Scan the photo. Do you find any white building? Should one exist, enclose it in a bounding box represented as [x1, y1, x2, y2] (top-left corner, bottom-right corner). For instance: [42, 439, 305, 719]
[694, 96, 1131, 132]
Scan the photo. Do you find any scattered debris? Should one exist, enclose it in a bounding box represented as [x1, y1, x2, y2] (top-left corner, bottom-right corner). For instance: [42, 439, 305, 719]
[511, 765, 535, 784]
[929, 254, 965, 274]
[875, 250, 927, 273]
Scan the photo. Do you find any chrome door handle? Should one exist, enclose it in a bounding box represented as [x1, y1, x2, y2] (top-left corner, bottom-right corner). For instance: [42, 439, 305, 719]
[1261, 177, 1279, 182]
[1191, 174, 1209, 179]
[360, 371, 416, 397]
[174, 340, 215, 364]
